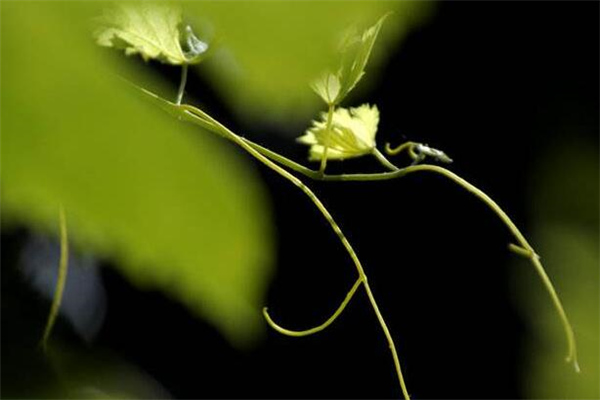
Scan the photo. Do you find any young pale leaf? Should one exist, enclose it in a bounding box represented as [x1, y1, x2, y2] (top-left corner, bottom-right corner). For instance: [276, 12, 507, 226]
[312, 15, 387, 106]
[338, 15, 387, 101]
[95, 3, 207, 65]
[298, 104, 379, 161]
[311, 73, 341, 106]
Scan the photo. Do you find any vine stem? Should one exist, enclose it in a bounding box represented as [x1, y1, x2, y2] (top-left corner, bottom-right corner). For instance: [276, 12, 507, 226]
[144, 92, 578, 393]
[373, 150, 579, 372]
[41, 205, 69, 352]
[363, 279, 410, 398]
[180, 106, 411, 399]
[230, 131, 578, 372]
[263, 277, 362, 337]
[176, 64, 188, 105]
[319, 104, 335, 175]
[373, 147, 401, 171]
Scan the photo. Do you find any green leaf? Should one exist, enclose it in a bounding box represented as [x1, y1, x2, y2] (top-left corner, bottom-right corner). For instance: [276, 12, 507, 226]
[335, 14, 388, 104]
[312, 15, 387, 106]
[94, 3, 208, 65]
[297, 104, 380, 161]
[311, 73, 341, 106]
[2, 1, 273, 346]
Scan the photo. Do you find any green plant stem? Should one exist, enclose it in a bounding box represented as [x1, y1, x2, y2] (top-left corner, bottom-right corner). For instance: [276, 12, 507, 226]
[363, 279, 410, 398]
[385, 141, 414, 156]
[508, 243, 534, 258]
[175, 100, 579, 370]
[319, 104, 335, 175]
[385, 142, 421, 162]
[240, 138, 320, 178]
[373, 148, 401, 171]
[320, 147, 329, 174]
[148, 93, 578, 391]
[176, 64, 188, 105]
[529, 254, 580, 372]
[373, 151, 579, 372]
[263, 277, 362, 337]
[234, 128, 578, 371]
[41, 205, 69, 352]
[179, 106, 411, 399]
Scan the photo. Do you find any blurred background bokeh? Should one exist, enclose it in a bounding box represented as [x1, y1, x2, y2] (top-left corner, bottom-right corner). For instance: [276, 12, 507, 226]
[2, 1, 598, 398]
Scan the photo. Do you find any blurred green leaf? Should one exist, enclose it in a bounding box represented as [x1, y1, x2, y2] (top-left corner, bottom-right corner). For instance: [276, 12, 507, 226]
[46, 343, 171, 399]
[95, 3, 207, 65]
[183, 1, 434, 125]
[1, 1, 273, 345]
[516, 141, 599, 398]
[525, 225, 599, 399]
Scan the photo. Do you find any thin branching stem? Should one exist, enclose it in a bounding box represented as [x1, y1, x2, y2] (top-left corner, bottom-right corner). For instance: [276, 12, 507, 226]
[385, 141, 414, 156]
[176, 64, 188, 105]
[41, 205, 69, 352]
[319, 104, 335, 175]
[179, 106, 412, 399]
[263, 277, 362, 337]
[373, 148, 400, 171]
[148, 95, 578, 397]
[231, 120, 578, 372]
[373, 151, 579, 372]
[363, 279, 410, 398]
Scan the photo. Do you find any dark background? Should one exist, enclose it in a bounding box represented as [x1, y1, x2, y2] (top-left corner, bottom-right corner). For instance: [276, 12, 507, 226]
[2, 1, 598, 399]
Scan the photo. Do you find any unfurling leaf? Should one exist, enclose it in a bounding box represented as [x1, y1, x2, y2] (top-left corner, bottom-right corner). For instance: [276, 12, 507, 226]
[311, 73, 341, 106]
[94, 3, 208, 65]
[312, 15, 387, 106]
[337, 15, 387, 101]
[297, 104, 379, 161]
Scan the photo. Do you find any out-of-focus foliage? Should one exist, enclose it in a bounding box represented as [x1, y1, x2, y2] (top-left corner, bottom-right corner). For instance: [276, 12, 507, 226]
[516, 141, 599, 398]
[1, 1, 274, 345]
[45, 344, 172, 399]
[95, 3, 208, 65]
[183, 1, 433, 125]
